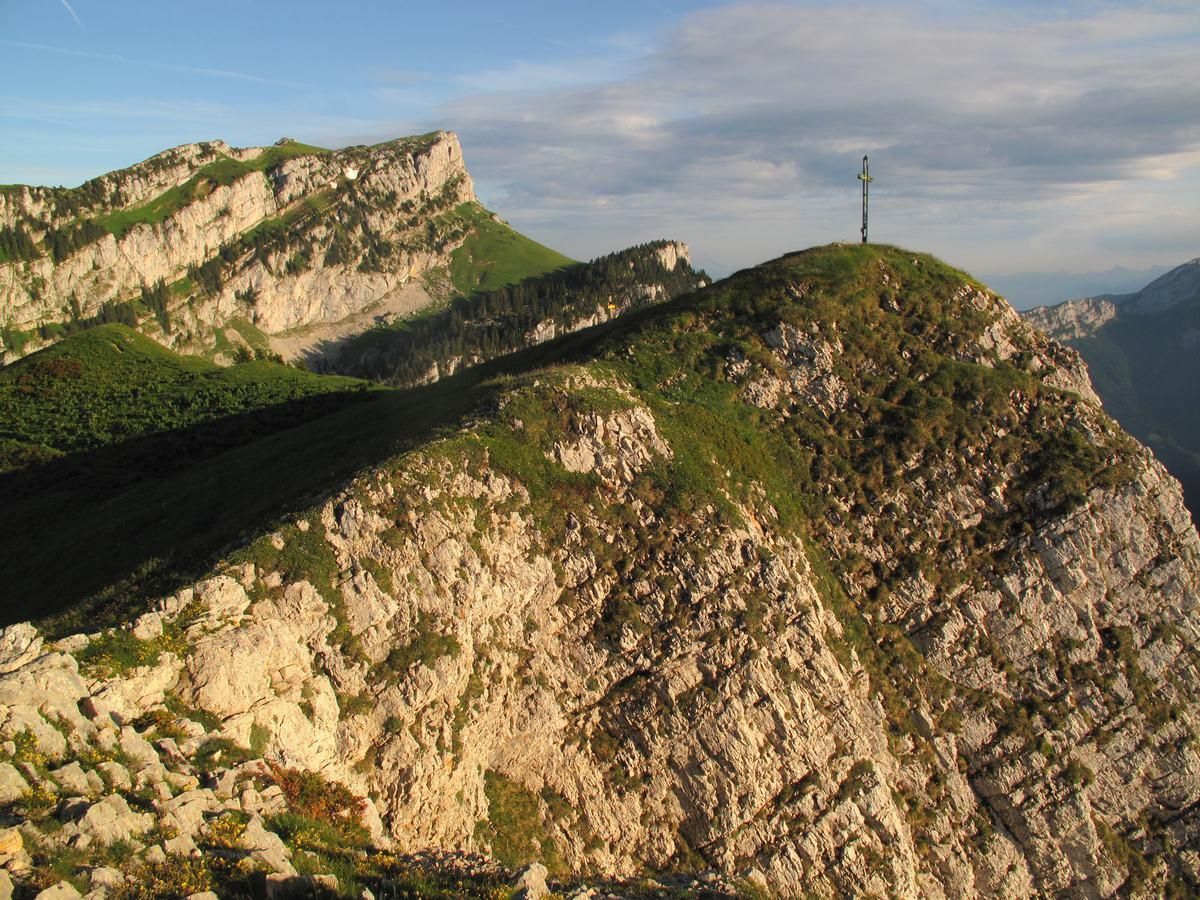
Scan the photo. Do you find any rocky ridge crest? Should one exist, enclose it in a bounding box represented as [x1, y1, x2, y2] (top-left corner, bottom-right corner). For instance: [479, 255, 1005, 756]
[1, 133, 476, 362]
[3, 246, 1199, 897]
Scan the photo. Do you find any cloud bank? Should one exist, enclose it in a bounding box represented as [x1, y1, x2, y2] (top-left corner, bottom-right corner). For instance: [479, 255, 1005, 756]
[430, 2, 1200, 274]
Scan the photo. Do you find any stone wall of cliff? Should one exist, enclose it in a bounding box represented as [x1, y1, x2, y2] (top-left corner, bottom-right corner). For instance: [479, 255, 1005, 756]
[1, 133, 476, 360]
[1, 246, 1197, 897]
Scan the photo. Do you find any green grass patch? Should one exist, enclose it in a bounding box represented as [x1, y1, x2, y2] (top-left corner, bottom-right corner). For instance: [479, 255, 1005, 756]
[0, 324, 373, 461]
[380, 612, 462, 679]
[474, 769, 564, 874]
[75, 622, 189, 677]
[446, 202, 573, 297]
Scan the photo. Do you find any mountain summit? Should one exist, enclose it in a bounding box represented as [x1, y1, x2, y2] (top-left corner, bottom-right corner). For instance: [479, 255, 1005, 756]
[2, 244, 1198, 896]
[0, 133, 571, 364]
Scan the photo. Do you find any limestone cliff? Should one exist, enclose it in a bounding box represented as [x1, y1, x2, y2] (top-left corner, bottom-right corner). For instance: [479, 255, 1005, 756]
[1, 133, 479, 361]
[2, 245, 1199, 897]
[1023, 295, 1119, 342]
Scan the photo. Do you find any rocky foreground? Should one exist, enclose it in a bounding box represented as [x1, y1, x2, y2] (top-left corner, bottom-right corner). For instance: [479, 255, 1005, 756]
[0, 612, 756, 899]
[3, 245, 1200, 897]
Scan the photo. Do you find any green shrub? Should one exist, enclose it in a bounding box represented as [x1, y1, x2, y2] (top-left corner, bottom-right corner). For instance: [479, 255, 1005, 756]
[1063, 758, 1095, 787]
[381, 613, 461, 678]
[473, 770, 564, 874]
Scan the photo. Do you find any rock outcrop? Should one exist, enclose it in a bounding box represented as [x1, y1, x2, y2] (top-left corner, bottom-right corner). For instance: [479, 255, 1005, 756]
[1, 133, 477, 361]
[3, 245, 1198, 897]
[1023, 295, 1119, 342]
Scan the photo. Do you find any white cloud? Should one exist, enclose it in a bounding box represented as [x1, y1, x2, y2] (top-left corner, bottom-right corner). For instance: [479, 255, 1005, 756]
[429, 2, 1200, 273]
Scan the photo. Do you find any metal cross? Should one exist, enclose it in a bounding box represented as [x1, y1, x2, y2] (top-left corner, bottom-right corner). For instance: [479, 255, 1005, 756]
[858, 155, 873, 244]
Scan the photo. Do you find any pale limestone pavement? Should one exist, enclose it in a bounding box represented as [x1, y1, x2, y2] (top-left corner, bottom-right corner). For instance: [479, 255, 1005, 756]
[0, 272, 1197, 897]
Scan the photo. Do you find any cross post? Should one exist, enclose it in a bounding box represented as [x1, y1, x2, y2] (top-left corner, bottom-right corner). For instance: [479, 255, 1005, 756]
[857, 156, 873, 244]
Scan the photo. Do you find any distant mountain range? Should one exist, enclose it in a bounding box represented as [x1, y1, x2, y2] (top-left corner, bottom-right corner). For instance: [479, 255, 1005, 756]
[986, 264, 1173, 310]
[1023, 258, 1200, 523]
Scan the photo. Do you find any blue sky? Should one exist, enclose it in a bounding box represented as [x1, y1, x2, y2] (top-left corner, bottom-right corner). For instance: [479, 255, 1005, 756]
[2, 0, 1197, 287]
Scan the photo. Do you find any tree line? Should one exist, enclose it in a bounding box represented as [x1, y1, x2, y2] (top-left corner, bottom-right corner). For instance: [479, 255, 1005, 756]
[337, 242, 705, 386]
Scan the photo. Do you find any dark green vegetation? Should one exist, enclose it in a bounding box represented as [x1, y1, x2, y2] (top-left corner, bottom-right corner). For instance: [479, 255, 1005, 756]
[0, 281, 185, 357]
[0, 325, 371, 471]
[0, 224, 39, 264]
[333, 241, 704, 385]
[474, 770, 564, 873]
[1, 245, 1136, 656]
[1071, 297, 1200, 525]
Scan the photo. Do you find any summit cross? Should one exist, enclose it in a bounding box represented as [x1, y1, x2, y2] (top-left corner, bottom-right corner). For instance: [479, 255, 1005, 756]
[858, 155, 873, 244]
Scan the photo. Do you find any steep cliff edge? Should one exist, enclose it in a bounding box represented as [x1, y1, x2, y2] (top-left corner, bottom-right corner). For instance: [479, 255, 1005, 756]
[2, 245, 1199, 897]
[0, 133, 570, 364]
[1022, 258, 1200, 526]
[1023, 295, 1119, 342]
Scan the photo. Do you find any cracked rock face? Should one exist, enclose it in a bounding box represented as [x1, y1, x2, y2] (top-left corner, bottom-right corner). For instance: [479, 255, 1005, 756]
[0, 132, 475, 360]
[1, 247, 1197, 897]
[5, 373, 1196, 896]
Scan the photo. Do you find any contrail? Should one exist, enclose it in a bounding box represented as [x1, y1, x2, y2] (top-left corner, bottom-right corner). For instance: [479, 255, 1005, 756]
[59, 0, 85, 30]
[1, 40, 314, 89]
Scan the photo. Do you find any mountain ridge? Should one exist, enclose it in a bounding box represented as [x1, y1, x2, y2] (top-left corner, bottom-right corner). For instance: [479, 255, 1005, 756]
[2, 244, 1198, 896]
[0, 132, 572, 366]
[1022, 256, 1200, 524]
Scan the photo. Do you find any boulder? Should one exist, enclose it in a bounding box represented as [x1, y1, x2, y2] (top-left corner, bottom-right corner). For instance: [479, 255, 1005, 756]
[241, 815, 296, 875]
[70, 795, 152, 845]
[117, 726, 161, 773]
[48, 762, 93, 796]
[0, 763, 29, 803]
[0, 624, 43, 675]
[157, 788, 219, 837]
[34, 884, 82, 900]
[0, 653, 92, 735]
[2, 707, 66, 758]
[143, 844, 166, 866]
[95, 761, 131, 791]
[164, 832, 198, 856]
[131, 612, 164, 641]
[90, 653, 183, 721]
[513, 862, 549, 900]
[194, 576, 251, 622]
[88, 868, 124, 890]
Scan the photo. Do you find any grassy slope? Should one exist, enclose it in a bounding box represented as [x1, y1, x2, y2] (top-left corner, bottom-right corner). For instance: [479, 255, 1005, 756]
[0, 324, 371, 468]
[2, 245, 1136, 634]
[2, 349, 518, 634]
[446, 203, 574, 296]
